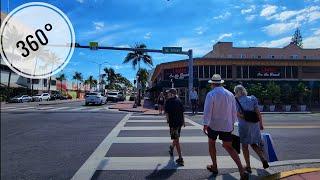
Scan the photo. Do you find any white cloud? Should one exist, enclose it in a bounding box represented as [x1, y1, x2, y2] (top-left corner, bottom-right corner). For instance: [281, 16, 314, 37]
[76, 0, 84, 3]
[144, 32, 152, 39]
[304, 36, 320, 48]
[266, 6, 320, 22]
[213, 12, 231, 20]
[93, 21, 104, 30]
[194, 26, 207, 35]
[245, 15, 256, 21]
[115, 44, 130, 48]
[313, 28, 320, 35]
[260, 5, 278, 17]
[217, 33, 233, 41]
[262, 22, 299, 36]
[241, 5, 256, 14]
[308, 10, 320, 22]
[239, 40, 255, 46]
[258, 36, 291, 47]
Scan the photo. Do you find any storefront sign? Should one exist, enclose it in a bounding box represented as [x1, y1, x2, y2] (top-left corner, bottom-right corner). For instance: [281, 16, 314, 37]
[250, 66, 283, 78]
[164, 67, 189, 80]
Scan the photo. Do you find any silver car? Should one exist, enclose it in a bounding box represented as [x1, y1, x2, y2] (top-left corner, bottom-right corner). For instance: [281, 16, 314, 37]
[10, 95, 32, 103]
[85, 92, 107, 105]
[32, 93, 51, 101]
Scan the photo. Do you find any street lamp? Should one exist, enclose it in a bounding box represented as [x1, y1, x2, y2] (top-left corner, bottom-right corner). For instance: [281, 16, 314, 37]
[88, 60, 110, 92]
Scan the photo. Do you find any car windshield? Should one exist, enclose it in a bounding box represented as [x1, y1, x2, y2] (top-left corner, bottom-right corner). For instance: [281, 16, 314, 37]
[35, 94, 41, 96]
[87, 93, 98, 96]
[108, 93, 118, 95]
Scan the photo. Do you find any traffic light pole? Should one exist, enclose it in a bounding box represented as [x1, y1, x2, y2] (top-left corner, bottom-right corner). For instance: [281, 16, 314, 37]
[74, 44, 193, 105]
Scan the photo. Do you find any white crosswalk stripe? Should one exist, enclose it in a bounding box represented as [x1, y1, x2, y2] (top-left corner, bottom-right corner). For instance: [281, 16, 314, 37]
[72, 113, 262, 180]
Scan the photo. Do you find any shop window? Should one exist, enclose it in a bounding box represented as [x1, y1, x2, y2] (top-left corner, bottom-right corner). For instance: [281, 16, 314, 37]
[210, 65, 215, 76]
[243, 66, 248, 79]
[199, 66, 204, 78]
[270, 55, 275, 59]
[51, 80, 56, 86]
[43, 79, 47, 87]
[286, 66, 292, 78]
[221, 66, 226, 78]
[32, 79, 39, 84]
[227, 66, 232, 78]
[193, 66, 198, 79]
[292, 67, 298, 78]
[216, 65, 221, 75]
[237, 66, 242, 78]
[204, 66, 210, 78]
[257, 55, 262, 59]
[290, 55, 298, 59]
[240, 54, 246, 58]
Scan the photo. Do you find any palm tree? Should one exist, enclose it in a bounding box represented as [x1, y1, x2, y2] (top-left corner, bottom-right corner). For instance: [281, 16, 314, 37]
[72, 72, 83, 98]
[46, 52, 61, 92]
[84, 75, 97, 91]
[56, 73, 66, 93]
[104, 67, 117, 89]
[138, 68, 149, 91]
[123, 43, 153, 106]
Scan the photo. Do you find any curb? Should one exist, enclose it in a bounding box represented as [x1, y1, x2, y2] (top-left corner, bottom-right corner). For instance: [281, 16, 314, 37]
[183, 111, 312, 115]
[38, 99, 84, 106]
[263, 167, 320, 179]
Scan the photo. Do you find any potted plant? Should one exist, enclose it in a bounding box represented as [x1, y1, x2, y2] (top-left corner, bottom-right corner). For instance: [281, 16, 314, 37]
[296, 82, 307, 111]
[280, 83, 292, 112]
[265, 82, 280, 112]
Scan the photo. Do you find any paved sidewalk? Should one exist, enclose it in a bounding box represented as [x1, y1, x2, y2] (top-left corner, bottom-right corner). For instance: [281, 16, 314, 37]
[109, 100, 159, 115]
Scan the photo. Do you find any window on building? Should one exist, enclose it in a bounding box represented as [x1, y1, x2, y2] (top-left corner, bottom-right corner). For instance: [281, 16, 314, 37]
[243, 66, 248, 78]
[240, 54, 246, 58]
[199, 66, 204, 78]
[291, 55, 298, 59]
[227, 54, 232, 58]
[43, 79, 47, 87]
[193, 66, 198, 79]
[216, 65, 221, 75]
[237, 66, 242, 78]
[32, 79, 39, 84]
[51, 80, 56, 86]
[292, 67, 298, 78]
[303, 56, 307, 59]
[210, 65, 215, 76]
[27, 79, 31, 83]
[270, 55, 275, 59]
[204, 66, 210, 78]
[221, 66, 226, 78]
[257, 55, 262, 59]
[286, 66, 292, 78]
[227, 66, 232, 79]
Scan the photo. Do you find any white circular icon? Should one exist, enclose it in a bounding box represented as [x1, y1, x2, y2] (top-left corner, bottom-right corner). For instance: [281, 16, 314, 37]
[0, 2, 75, 79]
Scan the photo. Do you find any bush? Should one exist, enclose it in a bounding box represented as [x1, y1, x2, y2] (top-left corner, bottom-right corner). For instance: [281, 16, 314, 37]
[265, 81, 281, 104]
[247, 83, 265, 104]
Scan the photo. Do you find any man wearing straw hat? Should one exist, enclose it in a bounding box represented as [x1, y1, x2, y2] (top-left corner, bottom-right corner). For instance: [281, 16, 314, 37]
[202, 74, 248, 179]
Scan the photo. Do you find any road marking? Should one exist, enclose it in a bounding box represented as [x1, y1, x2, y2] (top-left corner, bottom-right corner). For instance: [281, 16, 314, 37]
[127, 120, 167, 122]
[14, 106, 35, 110]
[122, 126, 200, 130]
[114, 136, 212, 143]
[87, 108, 104, 112]
[47, 107, 70, 111]
[97, 156, 261, 170]
[71, 113, 131, 180]
[68, 107, 88, 111]
[37, 106, 55, 110]
[1, 106, 18, 110]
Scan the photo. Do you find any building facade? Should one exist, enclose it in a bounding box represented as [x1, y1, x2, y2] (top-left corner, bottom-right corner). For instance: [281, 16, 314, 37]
[151, 42, 320, 106]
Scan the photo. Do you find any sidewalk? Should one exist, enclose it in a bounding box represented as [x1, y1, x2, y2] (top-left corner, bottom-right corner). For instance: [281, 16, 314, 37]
[109, 99, 159, 115]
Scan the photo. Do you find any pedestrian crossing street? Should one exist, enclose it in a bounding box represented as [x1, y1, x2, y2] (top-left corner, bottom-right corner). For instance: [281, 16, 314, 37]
[0, 105, 109, 112]
[71, 113, 262, 180]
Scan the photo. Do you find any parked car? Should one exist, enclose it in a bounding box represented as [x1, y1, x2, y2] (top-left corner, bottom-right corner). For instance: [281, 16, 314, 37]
[50, 93, 67, 100]
[118, 92, 126, 101]
[85, 92, 107, 105]
[107, 91, 120, 102]
[129, 92, 136, 101]
[32, 93, 51, 101]
[10, 95, 32, 103]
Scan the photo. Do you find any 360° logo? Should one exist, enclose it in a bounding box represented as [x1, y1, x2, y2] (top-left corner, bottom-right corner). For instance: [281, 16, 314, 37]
[0, 2, 75, 79]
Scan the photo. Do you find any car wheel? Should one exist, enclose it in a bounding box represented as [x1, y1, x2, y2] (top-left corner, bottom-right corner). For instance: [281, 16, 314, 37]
[85, 102, 89, 106]
[19, 99, 22, 103]
[39, 98, 42, 101]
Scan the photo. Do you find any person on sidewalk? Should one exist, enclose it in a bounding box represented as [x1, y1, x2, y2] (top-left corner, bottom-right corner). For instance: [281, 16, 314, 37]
[165, 88, 185, 166]
[190, 88, 199, 115]
[234, 85, 269, 173]
[157, 92, 165, 115]
[203, 74, 248, 180]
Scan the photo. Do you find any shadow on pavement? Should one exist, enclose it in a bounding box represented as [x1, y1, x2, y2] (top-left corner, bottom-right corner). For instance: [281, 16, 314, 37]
[145, 156, 178, 179]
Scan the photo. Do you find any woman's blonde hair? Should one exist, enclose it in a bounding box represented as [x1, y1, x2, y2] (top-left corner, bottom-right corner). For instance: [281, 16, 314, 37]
[234, 85, 248, 96]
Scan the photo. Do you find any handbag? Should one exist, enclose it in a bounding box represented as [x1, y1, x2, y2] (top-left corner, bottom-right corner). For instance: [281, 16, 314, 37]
[231, 134, 240, 154]
[235, 98, 260, 123]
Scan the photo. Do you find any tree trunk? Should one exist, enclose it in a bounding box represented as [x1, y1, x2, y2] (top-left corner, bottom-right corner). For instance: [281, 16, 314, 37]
[48, 77, 51, 93]
[6, 71, 12, 101]
[76, 80, 79, 98]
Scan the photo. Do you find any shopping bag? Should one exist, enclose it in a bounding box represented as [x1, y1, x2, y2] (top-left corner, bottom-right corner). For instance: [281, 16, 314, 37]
[260, 133, 278, 162]
[232, 134, 241, 154]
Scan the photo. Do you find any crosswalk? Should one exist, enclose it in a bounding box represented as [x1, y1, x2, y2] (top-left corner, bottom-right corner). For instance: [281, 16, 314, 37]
[71, 113, 262, 180]
[0, 105, 109, 112]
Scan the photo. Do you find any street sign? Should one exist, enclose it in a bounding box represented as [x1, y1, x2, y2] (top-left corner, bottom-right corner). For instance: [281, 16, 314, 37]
[89, 42, 98, 50]
[162, 47, 182, 54]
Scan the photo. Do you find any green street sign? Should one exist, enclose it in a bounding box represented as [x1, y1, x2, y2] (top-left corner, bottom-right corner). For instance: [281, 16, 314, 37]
[89, 42, 98, 50]
[162, 47, 182, 54]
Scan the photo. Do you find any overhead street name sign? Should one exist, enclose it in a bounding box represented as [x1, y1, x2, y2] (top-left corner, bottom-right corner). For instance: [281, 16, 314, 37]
[162, 47, 182, 54]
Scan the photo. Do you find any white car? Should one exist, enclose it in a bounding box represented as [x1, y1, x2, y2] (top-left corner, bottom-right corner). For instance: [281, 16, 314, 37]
[85, 92, 107, 105]
[32, 93, 51, 101]
[107, 91, 120, 102]
[10, 95, 32, 103]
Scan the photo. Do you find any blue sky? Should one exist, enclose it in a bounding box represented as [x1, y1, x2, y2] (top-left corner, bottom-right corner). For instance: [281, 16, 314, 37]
[1, 0, 319, 82]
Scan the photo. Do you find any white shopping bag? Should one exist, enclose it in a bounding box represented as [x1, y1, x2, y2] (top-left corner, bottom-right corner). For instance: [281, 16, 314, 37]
[260, 133, 278, 162]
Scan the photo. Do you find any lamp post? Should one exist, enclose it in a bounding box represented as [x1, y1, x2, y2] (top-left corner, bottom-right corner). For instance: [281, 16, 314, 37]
[88, 60, 110, 92]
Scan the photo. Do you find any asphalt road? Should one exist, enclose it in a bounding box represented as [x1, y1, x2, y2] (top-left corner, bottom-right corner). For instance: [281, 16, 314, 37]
[1, 101, 320, 180]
